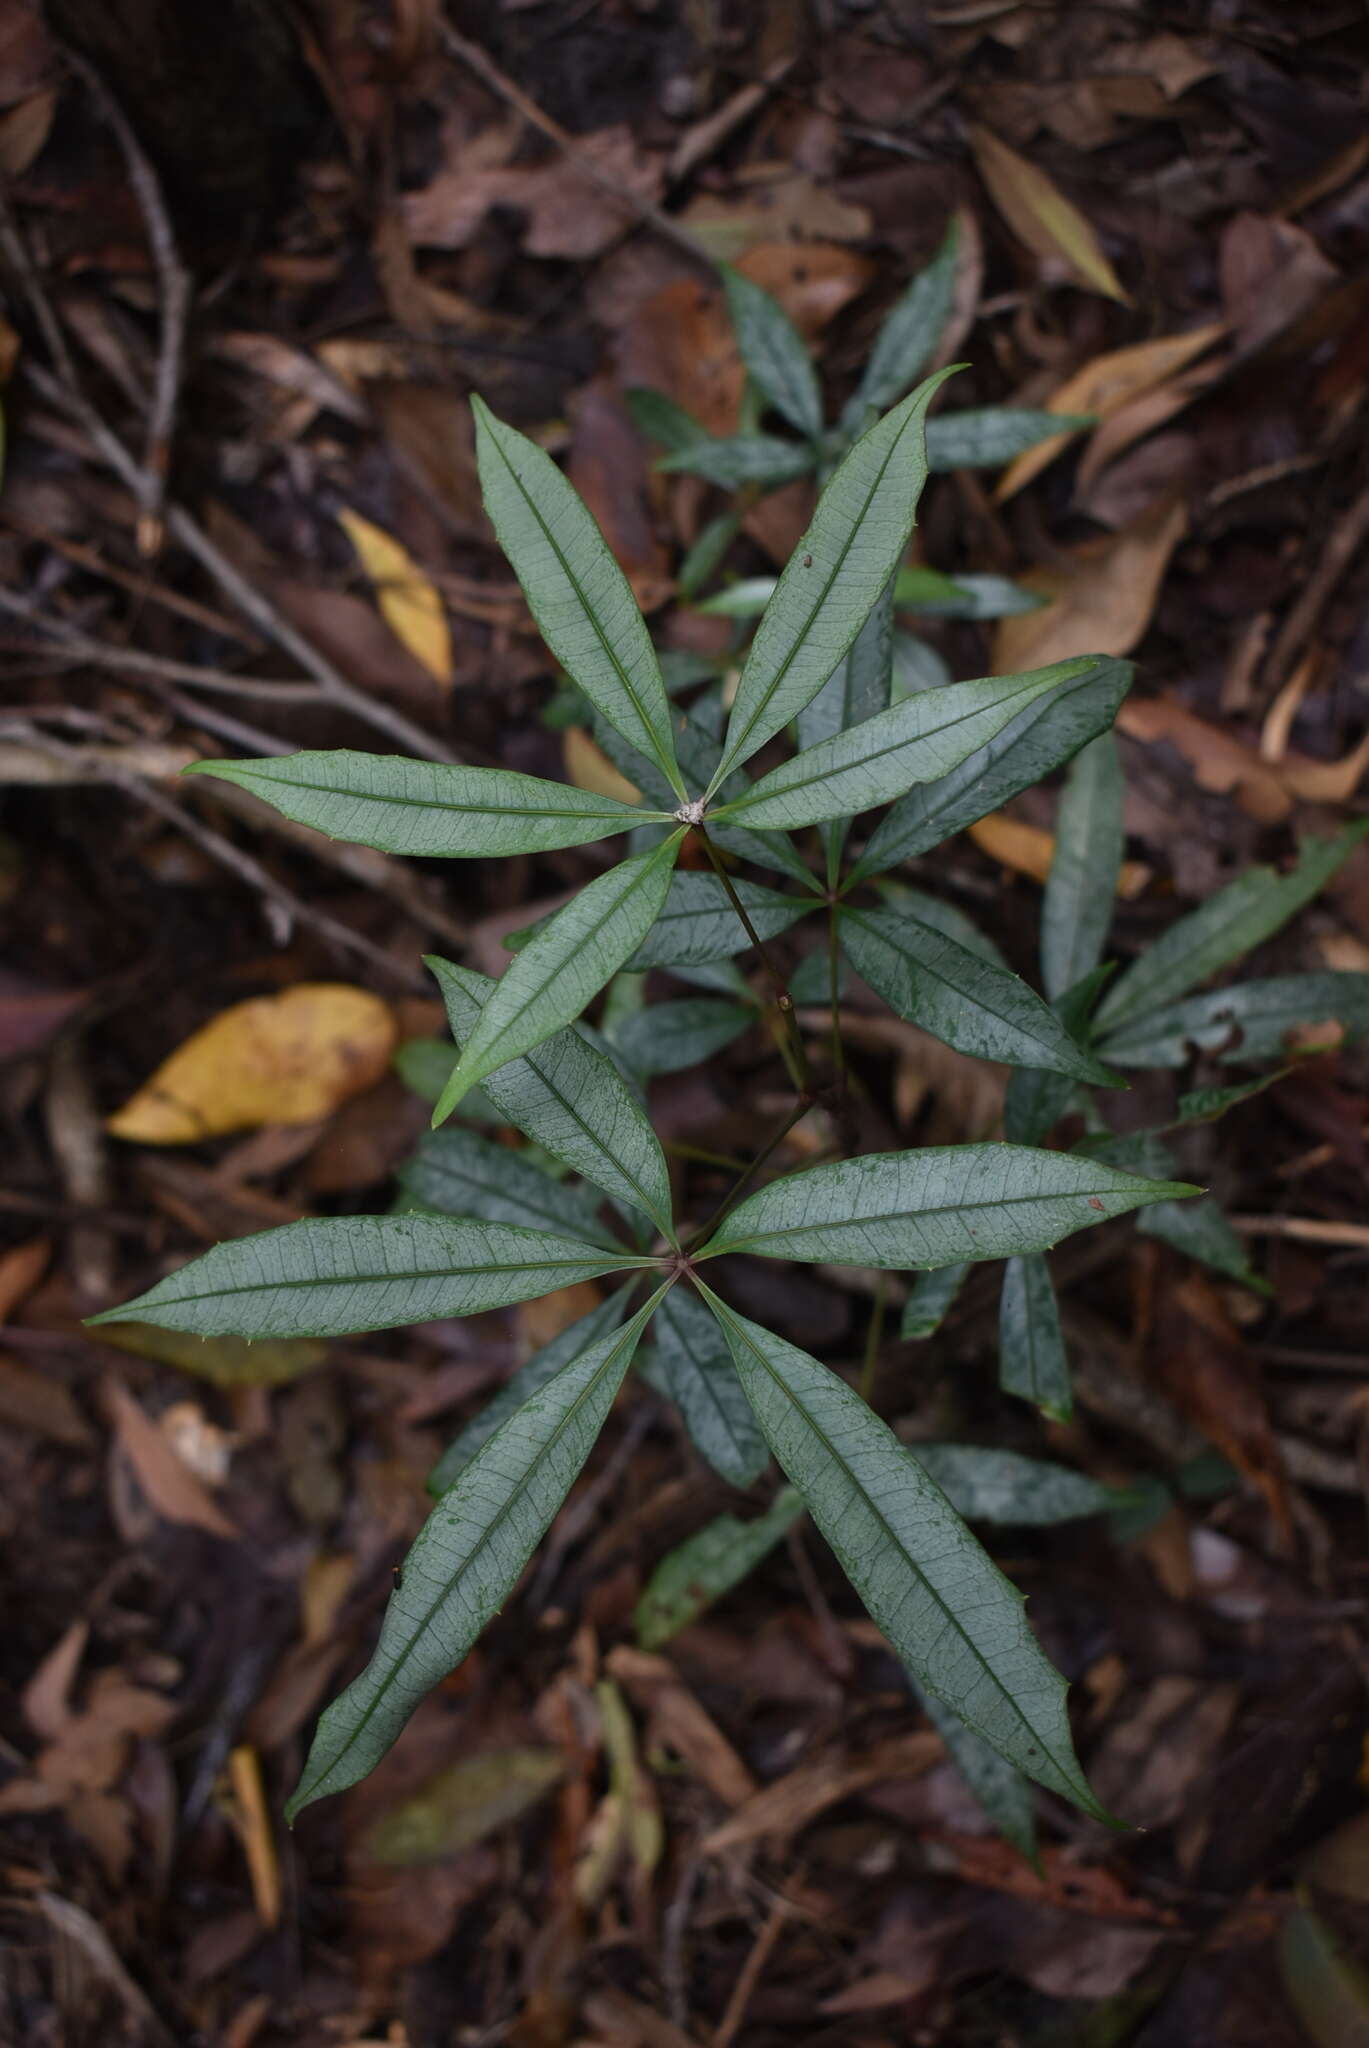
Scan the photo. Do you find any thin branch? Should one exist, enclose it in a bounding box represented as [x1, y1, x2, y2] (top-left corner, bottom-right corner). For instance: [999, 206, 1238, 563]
[696, 824, 811, 1093]
[0, 590, 322, 702]
[685, 1097, 810, 1253]
[63, 47, 191, 555]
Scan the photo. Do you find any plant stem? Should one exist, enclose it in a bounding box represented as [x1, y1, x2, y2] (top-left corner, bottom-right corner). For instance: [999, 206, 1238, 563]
[696, 824, 811, 1093]
[827, 897, 846, 1096]
[685, 1096, 810, 1253]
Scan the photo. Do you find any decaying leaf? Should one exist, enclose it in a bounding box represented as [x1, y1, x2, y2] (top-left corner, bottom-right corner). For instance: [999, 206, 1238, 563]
[968, 124, 1130, 303]
[564, 727, 642, 806]
[94, 1321, 327, 1389]
[997, 322, 1227, 499]
[969, 812, 1151, 896]
[337, 508, 453, 688]
[107, 985, 397, 1144]
[993, 496, 1187, 675]
[361, 1748, 565, 1865]
[103, 1381, 237, 1539]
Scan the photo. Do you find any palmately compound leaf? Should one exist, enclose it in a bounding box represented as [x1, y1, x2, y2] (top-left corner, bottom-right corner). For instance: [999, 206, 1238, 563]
[721, 266, 824, 440]
[472, 396, 686, 799]
[427, 958, 675, 1241]
[699, 1144, 1197, 1271]
[925, 408, 1095, 472]
[712, 661, 1095, 833]
[841, 220, 958, 434]
[88, 1215, 653, 1342]
[900, 1262, 969, 1339]
[651, 1283, 768, 1489]
[428, 1292, 629, 1497]
[998, 1254, 1072, 1421]
[1094, 823, 1369, 1038]
[186, 752, 659, 858]
[432, 833, 683, 1124]
[838, 902, 1121, 1084]
[909, 1443, 1116, 1526]
[1041, 732, 1123, 1002]
[710, 368, 960, 788]
[853, 658, 1132, 879]
[627, 872, 820, 969]
[399, 1128, 617, 1248]
[288, 1289, 663, 1816]
[1094, 971, 1369, 1070]
[700, 1291, 1108, 1816]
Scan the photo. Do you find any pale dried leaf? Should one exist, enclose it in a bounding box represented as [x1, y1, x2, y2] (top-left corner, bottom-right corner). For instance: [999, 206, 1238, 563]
[337, 508, 453, 688]
[969, 124, 1130, 303]
[993, 496, 1187, 674]
[103, 1381, 238, 1538]
[107, 984, 396, 1144]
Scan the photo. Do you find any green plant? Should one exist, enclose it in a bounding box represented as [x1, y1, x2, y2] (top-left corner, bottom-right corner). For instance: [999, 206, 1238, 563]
[626, 220, 1092, 633]
[94, 373, 1207, 1836]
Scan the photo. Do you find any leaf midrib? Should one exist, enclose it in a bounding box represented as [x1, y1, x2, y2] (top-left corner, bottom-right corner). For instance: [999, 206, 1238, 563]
[844, 908, 1099, 1079]
[153, 1250, 646, 1306]
[709, 1179, 1166, 1255]
[715, 403, 927, 782]
[486, 425, 680, 795]
[236, 768, 655, 825]
[297, 1309, 650, 1806]
[714, 1298, 1081, 1793]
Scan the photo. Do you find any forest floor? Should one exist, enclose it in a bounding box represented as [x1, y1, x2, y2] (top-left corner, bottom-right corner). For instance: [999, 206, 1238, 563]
[3, 3, 1369, 2044]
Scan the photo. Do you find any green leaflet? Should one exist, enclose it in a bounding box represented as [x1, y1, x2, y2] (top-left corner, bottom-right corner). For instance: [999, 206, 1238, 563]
[1278, 1904, 1369, 2048]
[896, 569, 1045, 620]
[652, 1283, 768, 1488]
[86, 1215, 652, 1342]
[427, 958, 674, 1239]
[1094, 971, 1369, 1069]
[185, 751, 657, 858]
[710, 368, 959, 788]
[721, 265, 824, 439]
[713, 660, 1094, 832]
[288, 1291, 663, 1816]
[839, 902, 1120, 1084]
[695, 576, 780, 619]
[624, 386, 708, 454]
[1041, 732, 1123, 1001]
[841, 220, 957, 433]
[998, 1254, 1072, 1421]
[702, 1291, 1108, 1816]
[900, 1262, 969, 1339]
[912, 1679, 1038, 1862]
[1002, 964, 1113, 1146]
[472, 397, 685, 798]
[678, 511, 742, 599]
[1094, 823, 1369, 1036]
[925, 409, 1094, 472]
[634, 1489, 804, 1650]
[399, 1129, 616, 1248]
[799, 573, 895, 873]
[432, 833, 683, 1123]
[853, 658, 1132, 879]
[699, 1143, 1197, 1270]
[1137, 1197, 1269, 1296]
[909, 1443, 1115, 1525]
[427, 1292, 629, 1497]
[659, 436, 816, 488]
[611, 998, 752, 1078]
[627, 872, 820, 969]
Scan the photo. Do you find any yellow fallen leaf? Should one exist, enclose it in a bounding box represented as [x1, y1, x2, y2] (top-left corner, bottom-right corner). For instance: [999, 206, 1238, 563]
[969, 812, 1151, 895]
[997, 322, 1227, 499]
[96, 1321, 327, 1388]
[993, 495, 1187, 675]
[968, 124, 1130, 305]
[564, 726, 641, 805]
[107, 984, 397, 1143]
[337, 506, 453, 687]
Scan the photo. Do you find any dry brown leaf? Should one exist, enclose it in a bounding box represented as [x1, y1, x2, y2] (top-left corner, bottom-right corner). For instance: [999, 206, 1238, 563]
[0, 1352, 93, 1446]
[968, 124, 1130, 303]
[567, 375, 672, 612]
[969, 813, 1151, 896]
[518, 1283, 604, 1351]
[1118, 696, 1369, 821]
[107, 984, 396, 1144]
[992, 495, 1187, 674]
[104, 1381, 238, 1539]
[1220, 212, 1339, 358]
[703, 1731, 940, 1854]
[563, 727, 641, 805]
[337, 508, 453, 689]
[0, 1235, 50, 1321]
[681, 170, 872, 259]
[0, 86, 55, 176]
[228, 1747, 281, 1928]
[997, 322, 1226, 499]
[23, 1620, 89, 1742]
[404, 122, 664, 261]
